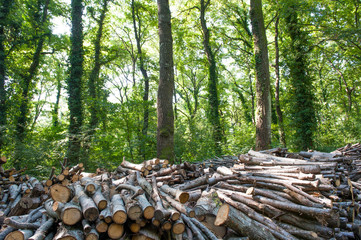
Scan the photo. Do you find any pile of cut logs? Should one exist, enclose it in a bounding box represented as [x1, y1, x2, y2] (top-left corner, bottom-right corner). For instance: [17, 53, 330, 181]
[1, 144, 361, 239]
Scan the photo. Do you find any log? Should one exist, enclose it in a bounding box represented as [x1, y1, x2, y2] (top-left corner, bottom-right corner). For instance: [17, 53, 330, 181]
[190, 217, 218, 240]
[136, 172, 152, 196]
[28, 217, 55, 240]
[81, 219, 91, 233]
[172, 219, 186, 235]
[85, 229, 98, 240]
[99, 207, 112, 223]
[115, 184, 144, 199]
[4, 229, 34, 240]
[215, 204, 276, 240]
[135, 193, 154, 220]
[133, 227, 161, 240]
[160, 185, 189, 204]
[253, 194, 339, 226]
[122, 191, 142, 221]
[95, 219, 108, 233]
[121, 159, 145, 172]
[53, 225, 83, 240]
[73, 183, 99, 222]
[91, 187, 107, 211]
[199, 214, 227, 239]
[276, 221, 323, 240]
[80, 178, 98, 195]
[3, 217, 40, 229]
[110, 194, 127, 224]
[181, 214, 206, 240]
[160, 191, 195, 217]
[216, 191, 296, 240]
[50, 184, 72, 203]
[107, 223, 124, 239]
[151, 176, 169, 221]
[60, 200, 82, 226]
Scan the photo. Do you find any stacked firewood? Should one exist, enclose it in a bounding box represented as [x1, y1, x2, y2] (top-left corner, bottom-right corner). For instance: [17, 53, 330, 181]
[1, 145, 361, 240]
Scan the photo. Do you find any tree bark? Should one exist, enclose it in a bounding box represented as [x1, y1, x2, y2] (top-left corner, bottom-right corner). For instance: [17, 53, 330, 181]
[88, 0, 109, 135]
[284, 1, 316, 150]
[273, 12, 286, 147]
[68, 0, 84, 164]
[156, 0, 175, 162]
[52, 63, 62, 127]
[250, 0, 272, 150]
[0, 0, 12, 153]
[13, 0, 50, 167]
[132, 0, 151, 160]
[200, 0, 223, 156]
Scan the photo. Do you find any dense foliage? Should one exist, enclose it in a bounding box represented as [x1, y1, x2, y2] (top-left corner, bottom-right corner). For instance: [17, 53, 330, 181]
[0, 0, 360, 175]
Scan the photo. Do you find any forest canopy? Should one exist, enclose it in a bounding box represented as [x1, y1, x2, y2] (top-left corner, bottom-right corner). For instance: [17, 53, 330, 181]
[0, 0, 360, 175]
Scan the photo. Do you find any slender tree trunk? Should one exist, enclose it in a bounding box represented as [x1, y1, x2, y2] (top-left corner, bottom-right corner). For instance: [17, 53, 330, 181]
[88, 0, 108, 136]
[274, 13, 286, 147]
[200, 0, 222, 156]
[132, 0, 150, 160]
[52, 63, 62, 127]
[284, 2, 316, 150]
[68, 0, 84, 164]
[157, 0, 175, 162]
[0, 0, 12, 153]
[13, 0, 50, 166]
[250, 0, 271, 150]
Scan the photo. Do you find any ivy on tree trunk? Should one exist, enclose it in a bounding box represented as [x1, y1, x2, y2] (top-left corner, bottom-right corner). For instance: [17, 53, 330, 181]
[200, 0, 223, 156]
[68, 0, 84, 164]
[284, 1, 316, 151]
[0, 0, 13, 153]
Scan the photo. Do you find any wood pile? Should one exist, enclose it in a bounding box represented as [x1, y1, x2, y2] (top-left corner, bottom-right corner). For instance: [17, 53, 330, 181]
[0, 144, 361, 239]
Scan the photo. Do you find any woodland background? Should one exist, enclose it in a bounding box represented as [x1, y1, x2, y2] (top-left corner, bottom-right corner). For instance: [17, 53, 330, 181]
[0, 0, 360, 176]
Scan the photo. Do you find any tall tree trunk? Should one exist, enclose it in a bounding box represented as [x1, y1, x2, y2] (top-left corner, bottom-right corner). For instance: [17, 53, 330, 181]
[274, 13, 286, 147]
[132, 0, 150, 160]
[250, 0, 271, 150]
[14, 0, 50, 166]
[0, 0, 13, 153]
[284, 2, 316, 150]
[67, 0, 84, 164]
[200, 0, 222, 156]
[52, 63, 62, 127]
[88, 0, 108, 136]
[157, 0, 175, 162]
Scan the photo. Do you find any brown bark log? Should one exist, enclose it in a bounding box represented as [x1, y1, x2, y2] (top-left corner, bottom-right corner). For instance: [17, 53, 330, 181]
[160, 191, 195, 217]
[199, 214, 227, 239]
[181, 214, 206, 240]
[160, 184, 189, 203]
[217, 191, 296, 240]
[151, 176, 169, 220]
[215, 204, 276, 240]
